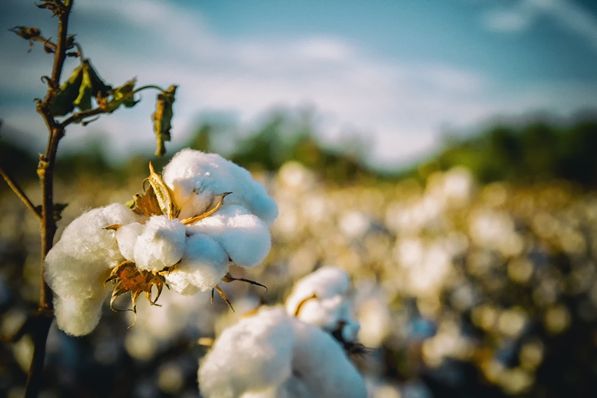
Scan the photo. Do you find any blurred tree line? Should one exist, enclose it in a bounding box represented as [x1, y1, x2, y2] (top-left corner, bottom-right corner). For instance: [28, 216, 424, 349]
[417, 116, 597, 187]
[2, 112, 597, 186]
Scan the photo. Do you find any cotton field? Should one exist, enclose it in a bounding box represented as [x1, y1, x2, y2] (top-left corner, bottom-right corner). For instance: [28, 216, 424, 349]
[1, 161, 596, 397]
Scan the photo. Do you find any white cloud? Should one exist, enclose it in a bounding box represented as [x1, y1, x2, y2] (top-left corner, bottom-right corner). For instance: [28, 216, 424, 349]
[483, 0, 597, 51]
[2, 0, 596, 168]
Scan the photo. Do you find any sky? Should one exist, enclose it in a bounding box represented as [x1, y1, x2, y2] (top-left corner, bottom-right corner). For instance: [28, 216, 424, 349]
[1, 0, 596, 169]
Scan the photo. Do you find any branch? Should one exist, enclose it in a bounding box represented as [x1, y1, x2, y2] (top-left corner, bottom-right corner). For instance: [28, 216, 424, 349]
[133, 84, 168, 94]
[0, 167, 41, 219]
[25, 1, 74, 397]
[59, 106, 106, 128]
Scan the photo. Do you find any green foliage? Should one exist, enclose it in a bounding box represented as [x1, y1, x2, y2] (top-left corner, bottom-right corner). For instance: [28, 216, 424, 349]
[185, 112, 370, 182]
[48, 64, 84, 116]
[418, 118, 597, 187]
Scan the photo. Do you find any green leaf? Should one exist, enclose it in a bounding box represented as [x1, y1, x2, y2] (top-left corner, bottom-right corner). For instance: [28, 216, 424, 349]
[73, 63, 93, 111]
[73, 60, 111, 111]
[152, 85, 177, 157]
[99, 79, 137, 113]
[84, 60, 111, 99]
[48, 64, 83, 116]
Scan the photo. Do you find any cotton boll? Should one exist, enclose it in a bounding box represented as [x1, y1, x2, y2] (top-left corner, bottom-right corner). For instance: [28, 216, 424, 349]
[199, 308, 295, 398]
[286, 320, 366, 398]
[291, 295, 345, 330]
[54, 294, 107, 336]
[133, 216, 186, 271]
[285, 267, 357, 334]
[163, 149, 278, 224]
[166, 233, 229, 293]
[291, 267, 351, 300]
[187, 204, 271, 268]
[116, 222, 144, 261]
[45, 204, 140, 335]
[168, 179, 214, 220]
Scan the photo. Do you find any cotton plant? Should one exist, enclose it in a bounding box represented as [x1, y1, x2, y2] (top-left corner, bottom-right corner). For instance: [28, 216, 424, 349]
[285, 266, 362, 351]
[198, 307, 367, 398]
[45, 149, 277, 336]
[198, 267, 367, 397]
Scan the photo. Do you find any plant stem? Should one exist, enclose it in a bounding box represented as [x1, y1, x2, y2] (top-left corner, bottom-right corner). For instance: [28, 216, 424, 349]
[25, 1, 73, 396]
[0, 167, 41, 219]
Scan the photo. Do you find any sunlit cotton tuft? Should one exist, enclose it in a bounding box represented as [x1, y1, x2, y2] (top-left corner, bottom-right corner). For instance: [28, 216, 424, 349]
[44, 149, 277, 336]
[285, 266, 360, 342]
[198, 307, 366, 398]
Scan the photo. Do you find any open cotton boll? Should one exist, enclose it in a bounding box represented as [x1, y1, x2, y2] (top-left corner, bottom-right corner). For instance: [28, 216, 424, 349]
[199, 308, 366, 398]
[115, 222, 144, 261]
[162, 149, 278, 224]
[289, 295, 345, 330]
[133, 216, 186, 271]
[286, 320, 366, 398]
[285, 267, 360, 342]
[288, 266, 351, 301]
[285, 266, 351, 322]
[166, 233, 229, 293]
[198, 308, 295, 398]
[45, 203, 140, 335]
[187, 204, 271, 268]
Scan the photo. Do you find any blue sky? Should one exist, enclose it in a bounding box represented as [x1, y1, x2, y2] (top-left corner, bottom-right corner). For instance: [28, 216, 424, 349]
[1, 0, 597, 168]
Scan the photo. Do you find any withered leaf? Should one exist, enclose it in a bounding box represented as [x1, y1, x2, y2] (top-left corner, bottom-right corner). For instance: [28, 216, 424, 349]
[128, 184, 163, 217]
[146, 162, 179, 219]
[10, 26, 41, 40]
[152, 85, 177, 157]
[99, 78, 137, 113]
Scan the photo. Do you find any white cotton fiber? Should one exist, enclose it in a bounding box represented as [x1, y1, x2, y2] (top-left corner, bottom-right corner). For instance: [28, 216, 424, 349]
[166, 233, 229, 293]
[285, 267, 361, 343]
[54, 294, 107, 336]
[198, 308, 295, 398]
[133, 216, 186, 271]
[285, 266, 356, 334]
[187, 204, 271, 268]
[45, 203, 140, 336]
[162, 149, 278, 224]
[115, 222, 144, 261]
[285, 319, 366, 398]
[199, 308, 366, 398]
[289, 267, 351, 301]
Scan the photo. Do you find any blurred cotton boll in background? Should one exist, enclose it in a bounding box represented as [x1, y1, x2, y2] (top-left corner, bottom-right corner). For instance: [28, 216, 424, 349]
[198, 307, 366, 398]
[285, 266, 361, 343]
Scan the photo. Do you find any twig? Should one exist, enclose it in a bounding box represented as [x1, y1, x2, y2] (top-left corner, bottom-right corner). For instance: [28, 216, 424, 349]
[25, 1, 73, 397]
[59, 106, 105, 128]
[0, 167, 41, 219]
[57, 82, 169, 128]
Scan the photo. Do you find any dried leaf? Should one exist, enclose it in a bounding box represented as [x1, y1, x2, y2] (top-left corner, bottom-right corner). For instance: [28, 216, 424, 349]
[181, 192, 230, 225]
[36, 0, 65, 16]
[152, 85, 177, 156]
[9, 26, 41, 40]
[146, 162, 179, 219]
[128, 185, 163, 217]
[52, 202, 68, 222]
[99, 78, 137, 113]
